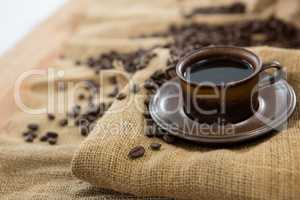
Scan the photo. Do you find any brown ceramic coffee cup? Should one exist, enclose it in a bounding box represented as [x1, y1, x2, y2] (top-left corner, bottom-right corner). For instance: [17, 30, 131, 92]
[175, 46, 284, 124]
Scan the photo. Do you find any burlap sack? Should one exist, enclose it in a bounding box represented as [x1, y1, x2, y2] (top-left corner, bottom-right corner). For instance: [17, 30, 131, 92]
[1, 0, 300, 199]
[71, 46, 300, 200]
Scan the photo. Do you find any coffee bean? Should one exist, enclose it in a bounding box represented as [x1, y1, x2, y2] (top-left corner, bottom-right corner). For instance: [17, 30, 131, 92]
[80, 127, 89, 137]
[165, 66, 177, 80]
[78, 94, 85, 100]
[143, 111, 151, 119]
[40, 135, 48, 142]
[85, 104, 101, 116]
[144, 97, 151, 106]
[150, 143, 161, 150]
[109, 76, 117, 84]
[59, 119, 68, 127]
[162, 135, 176, 144]
[151, 70, 165, 80]
[27, 123, 39, 131]
[48, 138, 57, 145]
[116, 93, 127, 100]
[25, 135, 34, 143]
[144, 80, 156, 90]
[128, 146, 145, 159]
[47, 113, 55, 121]
[31, 133, 38, 139]
[108, 87, 119, 98]
[22, 131, 32, 137]
[46, 132, 58, 139]
[144, 126, 155, 138]
[131, 84, 140, 94]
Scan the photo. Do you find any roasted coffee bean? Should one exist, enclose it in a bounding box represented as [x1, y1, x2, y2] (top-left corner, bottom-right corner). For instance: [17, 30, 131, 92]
[144, 97, 151, 106]
[116, 93, 127, 100]
[146, 119, 154, 126]
[150, 143, 162, 150]
[87, 115, 97, 122]
[144, 80, 156, 90]
[48, 138, 57, 145]
[85, 104, 100, 116]
[31, 133, 38, 139]
[109, 76, 117, 84]
[27, 123, 39, 131]
[143, 111, 151, 119]
[40, 135, 48, 142]
[78, 94, 85, 100]
[22, 131, 32, 137]
[47, 113, 55, 121]
[128, 146, 145, 159]
[165, 66, 177, 80]
[108, 87, 119, 98]
[162, 135, 176, 144]
[59, 119, 68, 127]
[151, 70, 165, 80]
[25, 135, 34, 143]
[131, 84, 140, 94]
[144, 127, 155, 138]
[80, 127, 89, 137]
[46, 131, 58, 138]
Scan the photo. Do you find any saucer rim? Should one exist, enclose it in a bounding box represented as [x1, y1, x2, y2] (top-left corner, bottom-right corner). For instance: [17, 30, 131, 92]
[149, 77, 296, 144]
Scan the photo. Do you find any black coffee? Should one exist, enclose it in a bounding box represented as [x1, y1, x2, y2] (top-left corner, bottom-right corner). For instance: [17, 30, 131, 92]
[184, 58, 253, 84]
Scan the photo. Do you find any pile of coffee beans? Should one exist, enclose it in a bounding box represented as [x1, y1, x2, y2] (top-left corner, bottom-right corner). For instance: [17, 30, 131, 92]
[22, 78, 114, 144]
[22, 123, 39, 142]
[141, 17, 300, 69]
[184, 2, 246, 18]
[40, 132, 58, 145]
[79, 49, 157, 74]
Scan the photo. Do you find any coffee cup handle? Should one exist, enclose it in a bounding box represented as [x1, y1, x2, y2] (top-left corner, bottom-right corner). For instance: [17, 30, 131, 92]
[259, 61, 286, 85]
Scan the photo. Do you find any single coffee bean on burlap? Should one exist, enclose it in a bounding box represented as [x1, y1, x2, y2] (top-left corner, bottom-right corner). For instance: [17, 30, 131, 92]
[47, 113, 55, 121]
[48, 138, 57, 145]
[128, 146, 145, 159]
[163, 135, 176, 144]
[46, 132, 58, 139]
[27, 123, 39, 131]
[116, 93, 127, 100]
[59, 119, 68, 127]
[40, 135, 48, 142]
[150, 143, 162, 150]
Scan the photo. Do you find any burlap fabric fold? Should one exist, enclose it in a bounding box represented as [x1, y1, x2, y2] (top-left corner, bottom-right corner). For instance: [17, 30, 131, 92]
[72, 46, 300, 200]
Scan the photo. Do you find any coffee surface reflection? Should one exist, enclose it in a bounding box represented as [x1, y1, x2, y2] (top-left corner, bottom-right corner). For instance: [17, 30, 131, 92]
[184, 58, 253, 85]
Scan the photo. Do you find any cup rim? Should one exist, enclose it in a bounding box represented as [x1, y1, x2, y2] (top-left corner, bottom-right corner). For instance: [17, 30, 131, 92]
[176, 46, 262, 87]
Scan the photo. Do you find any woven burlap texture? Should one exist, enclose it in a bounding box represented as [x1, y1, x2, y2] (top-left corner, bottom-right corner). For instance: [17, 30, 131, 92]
[72, 46, 300, 200]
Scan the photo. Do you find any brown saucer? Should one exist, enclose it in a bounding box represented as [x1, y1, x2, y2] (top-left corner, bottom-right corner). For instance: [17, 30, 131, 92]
[149, 74, 296, 144]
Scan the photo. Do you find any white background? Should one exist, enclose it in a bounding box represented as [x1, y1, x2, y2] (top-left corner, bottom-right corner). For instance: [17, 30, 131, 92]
[0, 0, 66, 55]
